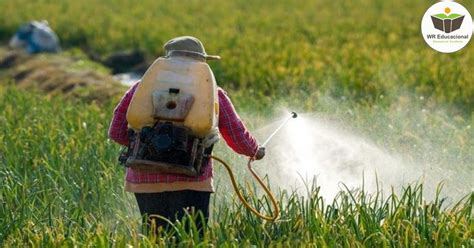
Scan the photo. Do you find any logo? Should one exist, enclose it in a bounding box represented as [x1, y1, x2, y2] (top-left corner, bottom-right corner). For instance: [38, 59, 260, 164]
[421, 1, 473, 53]
[431, 7, 464, 33]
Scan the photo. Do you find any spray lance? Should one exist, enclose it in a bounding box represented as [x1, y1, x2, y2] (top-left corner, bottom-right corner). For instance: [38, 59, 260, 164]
[211, 112, 298, 221]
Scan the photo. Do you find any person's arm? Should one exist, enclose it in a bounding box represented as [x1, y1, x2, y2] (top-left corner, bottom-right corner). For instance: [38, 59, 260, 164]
[108, 82, 139, 146]
[218, 88, 260, 158]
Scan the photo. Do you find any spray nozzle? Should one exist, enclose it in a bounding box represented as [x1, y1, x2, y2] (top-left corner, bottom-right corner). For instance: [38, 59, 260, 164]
[291, 112, 298, 118]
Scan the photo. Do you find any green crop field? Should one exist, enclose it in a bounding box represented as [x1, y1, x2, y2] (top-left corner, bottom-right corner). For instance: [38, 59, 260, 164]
[0, 85, 472, 246]
[0, 0, 473, 112]
[0, 0, 473, 246]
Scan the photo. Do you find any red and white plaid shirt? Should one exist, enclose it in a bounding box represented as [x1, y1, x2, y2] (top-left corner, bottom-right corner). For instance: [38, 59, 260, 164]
[108, 81, 259, 184]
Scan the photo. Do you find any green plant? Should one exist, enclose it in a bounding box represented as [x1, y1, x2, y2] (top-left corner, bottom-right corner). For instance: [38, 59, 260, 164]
[0, 0, 472, 112]
[0, 85, 472, 246]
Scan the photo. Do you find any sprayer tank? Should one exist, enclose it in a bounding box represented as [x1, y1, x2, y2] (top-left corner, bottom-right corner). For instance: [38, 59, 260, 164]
[126, 56, 218, 137]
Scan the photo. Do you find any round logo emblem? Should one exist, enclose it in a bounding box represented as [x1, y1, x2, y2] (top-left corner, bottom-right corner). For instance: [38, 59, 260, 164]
[421, 1, 473, 53]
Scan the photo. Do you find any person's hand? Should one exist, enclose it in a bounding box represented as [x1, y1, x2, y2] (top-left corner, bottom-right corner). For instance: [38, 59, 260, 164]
[254, 146, 265, 160]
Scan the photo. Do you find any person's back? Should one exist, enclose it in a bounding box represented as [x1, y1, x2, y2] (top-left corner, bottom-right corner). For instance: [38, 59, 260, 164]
[108, 36, 264, 234]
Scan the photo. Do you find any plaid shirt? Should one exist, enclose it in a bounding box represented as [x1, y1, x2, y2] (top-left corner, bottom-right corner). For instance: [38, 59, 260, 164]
[108, 81, 259, 184]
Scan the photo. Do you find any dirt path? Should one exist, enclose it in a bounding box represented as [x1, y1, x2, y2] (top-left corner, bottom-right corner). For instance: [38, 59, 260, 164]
[0, 47, 126, 103]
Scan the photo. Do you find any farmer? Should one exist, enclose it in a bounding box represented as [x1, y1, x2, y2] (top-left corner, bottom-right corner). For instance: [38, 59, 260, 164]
[108, 36, 265, 233]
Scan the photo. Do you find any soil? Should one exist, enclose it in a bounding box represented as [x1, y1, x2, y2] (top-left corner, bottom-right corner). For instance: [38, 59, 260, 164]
[0, 47, 127, 104]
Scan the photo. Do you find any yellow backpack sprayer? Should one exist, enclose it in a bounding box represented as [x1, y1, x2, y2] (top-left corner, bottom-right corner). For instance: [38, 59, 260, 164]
[122, 51, 297, 221]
